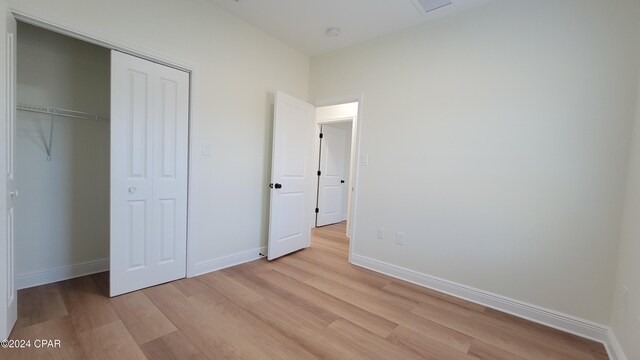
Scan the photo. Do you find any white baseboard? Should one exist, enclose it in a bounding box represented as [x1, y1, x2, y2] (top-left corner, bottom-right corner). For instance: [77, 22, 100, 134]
[16, 258, 109, 290]
[191, 247, 266, 277]
[350, 253, 625, 360]
[606, 329, 628, 360]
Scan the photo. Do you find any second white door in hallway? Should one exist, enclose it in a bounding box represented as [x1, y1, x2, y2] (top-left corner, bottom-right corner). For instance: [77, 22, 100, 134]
[317, 123, 350, 227]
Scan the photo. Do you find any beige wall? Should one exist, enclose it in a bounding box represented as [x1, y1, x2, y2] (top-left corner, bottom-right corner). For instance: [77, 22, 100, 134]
[309, 0, 640, 324]
[5, 0, 309, 270]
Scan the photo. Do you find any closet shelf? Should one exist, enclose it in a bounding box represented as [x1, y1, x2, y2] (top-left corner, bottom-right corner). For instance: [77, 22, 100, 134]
[16, 104, 109, 161]
[17, 104, 109, 121]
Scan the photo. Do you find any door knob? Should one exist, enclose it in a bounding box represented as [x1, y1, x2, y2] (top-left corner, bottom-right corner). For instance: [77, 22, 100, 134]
[128, 187, 137, 193]
[274, 183, 282, 189]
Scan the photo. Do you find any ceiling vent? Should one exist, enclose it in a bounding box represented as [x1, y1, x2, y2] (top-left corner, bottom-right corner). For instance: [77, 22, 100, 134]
[412, 0, 453, 14]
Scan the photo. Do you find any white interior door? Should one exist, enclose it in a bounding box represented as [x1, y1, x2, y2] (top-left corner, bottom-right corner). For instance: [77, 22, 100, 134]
[267, 91, 315, 260]
[1, 7, 17, 340]
[110, 51, 189, 296]
[316, 124, 347, 226]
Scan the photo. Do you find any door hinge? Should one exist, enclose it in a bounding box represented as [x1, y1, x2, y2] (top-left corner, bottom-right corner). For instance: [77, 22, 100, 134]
[319, 133, 323, 139]
[315, 208, 319, 214]
[317, 170, 321, 176]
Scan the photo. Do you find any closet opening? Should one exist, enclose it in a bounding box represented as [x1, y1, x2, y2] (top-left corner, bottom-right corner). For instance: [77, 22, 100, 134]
[15, 22, 111, 290]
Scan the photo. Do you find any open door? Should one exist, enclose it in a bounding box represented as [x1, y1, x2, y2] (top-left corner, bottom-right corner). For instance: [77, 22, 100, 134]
[316, 124, 347, 226]
[267, 91, 315, 260]
[110, 51, 189, 296]
[1, 5, 17, 340]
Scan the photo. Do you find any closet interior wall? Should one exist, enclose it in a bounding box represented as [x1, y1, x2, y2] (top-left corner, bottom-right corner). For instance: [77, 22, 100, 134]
[15, 22, 110, 288]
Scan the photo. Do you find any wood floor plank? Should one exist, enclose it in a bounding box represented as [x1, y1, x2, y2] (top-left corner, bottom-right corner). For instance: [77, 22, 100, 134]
[238, 298, 367, 360]
[91, 272, 110, 298]
[467, 338, 529, 360]
[383, 281, 486, 313]
[258, 268, 398, 338]
[262, 259, 317, 282]
[325, 319, 423, 360]
[109, 291, 177, 345]
[5, 316, 83, 360]
[195, 270, 265, 307]
[387, 325, 479, 360]
[144, 283, 246, 359]
[412, 299, 600, 360]
[140, 331, 209, 360]
[76, 320, 147, 360]
[482, 308, 609, 357]
[171, 276, 212, 298]
[303, 271, 478, 352]
[187, 286, 319, 360]
[15, 283, 68, 329]
[389, 316, 474, 353]
[280, 251, 391, 289]
[304, 268, 418, 312]
[219, 267, 339, 329]
[57, 276, 120, 333]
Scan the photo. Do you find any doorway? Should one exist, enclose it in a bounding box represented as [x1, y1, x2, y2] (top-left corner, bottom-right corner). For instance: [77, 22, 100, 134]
[314, 101, 359, 239]
[266, 93, 361, 262]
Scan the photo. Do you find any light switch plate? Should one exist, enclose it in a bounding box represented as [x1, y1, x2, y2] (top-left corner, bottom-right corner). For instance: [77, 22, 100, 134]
[202, 143, 212, 156]
[360, 155, 369, 167]
[623, 286, 630, 312]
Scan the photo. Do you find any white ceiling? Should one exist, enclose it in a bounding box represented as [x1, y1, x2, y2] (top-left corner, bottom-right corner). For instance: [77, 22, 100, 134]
[206, 0, 494, 56]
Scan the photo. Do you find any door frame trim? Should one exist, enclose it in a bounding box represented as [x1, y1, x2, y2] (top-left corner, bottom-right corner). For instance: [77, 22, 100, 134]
[6, 8, 199, 279]
[312, 94, 364, 264]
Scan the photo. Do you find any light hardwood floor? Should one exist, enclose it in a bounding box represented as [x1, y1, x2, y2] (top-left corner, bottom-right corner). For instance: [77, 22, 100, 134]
[1, 221, 608, 359]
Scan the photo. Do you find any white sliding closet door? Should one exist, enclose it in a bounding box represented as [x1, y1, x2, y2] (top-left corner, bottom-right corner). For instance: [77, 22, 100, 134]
[110, 51, 189, 297]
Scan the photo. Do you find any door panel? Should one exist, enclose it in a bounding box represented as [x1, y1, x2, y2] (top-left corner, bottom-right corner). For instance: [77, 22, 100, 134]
[128, 200, 148, 269]
[268, 91, 315, 260]
[317, 125, 347, 226]
[128, 70, 151, 178]
[158, 78, 178, 178]
[278, 192, 305, 239]
[153, 64, 188, 278]
[111, 51, 188, 296]
[159, 199, 176, 263]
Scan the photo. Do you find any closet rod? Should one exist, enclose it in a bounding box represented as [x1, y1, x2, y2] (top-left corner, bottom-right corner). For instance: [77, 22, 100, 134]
[17, 104, 109, 121]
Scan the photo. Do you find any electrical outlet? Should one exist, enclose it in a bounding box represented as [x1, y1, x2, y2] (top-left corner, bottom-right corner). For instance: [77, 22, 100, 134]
[395, 232, 405, 246]
[377, 228, 384, 239]
[623, 287, 630, 312]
